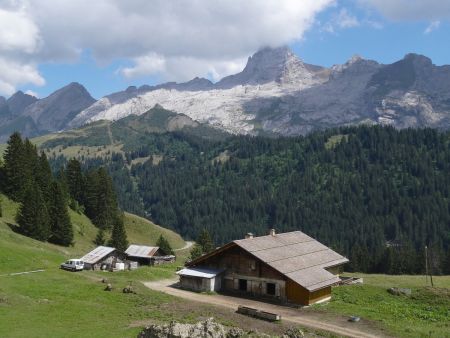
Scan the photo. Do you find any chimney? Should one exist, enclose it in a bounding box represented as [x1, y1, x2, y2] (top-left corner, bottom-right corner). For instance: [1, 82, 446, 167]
[245, 233, 254, 239]
[269, 229, 276, 236]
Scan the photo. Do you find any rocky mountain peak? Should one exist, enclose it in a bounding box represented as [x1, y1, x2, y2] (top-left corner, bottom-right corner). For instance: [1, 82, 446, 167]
[6, 90, 38, 115]
[216, 46, 319, 88]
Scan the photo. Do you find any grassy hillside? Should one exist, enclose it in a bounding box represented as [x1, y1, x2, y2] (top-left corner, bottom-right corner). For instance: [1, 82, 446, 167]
[0, 193, 193, 337]
[316, 274, 450, 338]
[0, 193, 185, 266]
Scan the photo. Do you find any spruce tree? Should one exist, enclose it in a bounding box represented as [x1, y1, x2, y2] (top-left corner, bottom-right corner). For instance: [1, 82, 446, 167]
[197, 228, 214, 253]
[93, 168, 117, 229]
[66, 159, 85, 205]
[48, 181, 73, 246]
[189, 243, 204, 261]
[36, 152, 53, 204]
[16, 183, 50, 241]
[156, 234, 174, 255]
[3, 132, 26, 201]
[108, 212, 128, 251]
[94, 229, 105, 246]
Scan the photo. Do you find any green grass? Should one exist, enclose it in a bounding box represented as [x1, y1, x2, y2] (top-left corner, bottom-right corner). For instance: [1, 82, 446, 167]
[123, 212, 185, 250]
[313, 273, 450, 338]
[0, 193, 191, 337]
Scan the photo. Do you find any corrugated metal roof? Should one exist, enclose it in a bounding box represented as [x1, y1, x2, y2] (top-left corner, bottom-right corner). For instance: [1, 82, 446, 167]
[125, 245, 159, 258]
[233, 231, 348, 291]
[81, 246, 116, 264]
[177, 267, 224, 279]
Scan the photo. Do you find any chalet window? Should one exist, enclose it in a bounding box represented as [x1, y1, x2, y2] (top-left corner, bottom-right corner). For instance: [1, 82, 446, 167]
[266, 282, 276, 296]
[249, 260, 256, 270]
[239, 279, 247, 291]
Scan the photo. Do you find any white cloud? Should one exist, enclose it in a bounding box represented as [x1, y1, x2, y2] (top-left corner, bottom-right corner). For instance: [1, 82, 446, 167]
[0, 57, 44, 96]
[0, 7, 40, 53]
[360, 0, 450, 21]
[120, 54, 166, 80]
[424, 20, 441, 34]
[0, 0, 335, 95]
[323, 8, 359, 33]
[25, 89, 38, 98]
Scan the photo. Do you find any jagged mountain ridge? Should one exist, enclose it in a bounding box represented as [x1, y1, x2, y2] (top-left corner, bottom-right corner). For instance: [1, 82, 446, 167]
[70, 47, 450, 135]
[0, 83, 95, 142]
[2, 46, 450, 140]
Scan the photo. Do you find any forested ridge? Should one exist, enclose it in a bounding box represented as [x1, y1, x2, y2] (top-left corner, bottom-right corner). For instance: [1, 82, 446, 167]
[0, 132, 128, 249]
[46, 125, 450, 274]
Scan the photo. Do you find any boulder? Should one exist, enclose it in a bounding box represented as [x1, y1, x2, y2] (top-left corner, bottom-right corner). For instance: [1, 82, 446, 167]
[387, 288, 411, 296]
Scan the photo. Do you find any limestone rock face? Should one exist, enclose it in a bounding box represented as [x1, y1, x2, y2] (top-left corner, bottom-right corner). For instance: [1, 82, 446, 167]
[138, 319, 308, 338]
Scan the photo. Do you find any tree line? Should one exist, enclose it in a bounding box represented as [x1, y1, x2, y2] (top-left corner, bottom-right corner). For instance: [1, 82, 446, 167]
[44, 125, 450, 274]
[0, 132, 128, 251]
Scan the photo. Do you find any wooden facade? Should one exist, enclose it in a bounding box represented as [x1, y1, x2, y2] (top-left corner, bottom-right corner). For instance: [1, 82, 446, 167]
[188, 245, 332, 305]
[185, 231, 349, 306]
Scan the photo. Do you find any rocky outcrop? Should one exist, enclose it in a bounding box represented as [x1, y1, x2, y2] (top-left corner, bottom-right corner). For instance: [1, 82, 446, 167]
[138, 318, 305, 338]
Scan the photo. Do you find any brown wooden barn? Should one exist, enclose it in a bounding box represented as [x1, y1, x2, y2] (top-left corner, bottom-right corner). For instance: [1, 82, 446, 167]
[182, 230, 348, 305]
[125, 244, 175, 266]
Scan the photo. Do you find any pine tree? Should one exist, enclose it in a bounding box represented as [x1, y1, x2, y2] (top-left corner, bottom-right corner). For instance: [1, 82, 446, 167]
[66, 158, 85, 205]
[108, 212, 128, 251]
[197, 228, 214, 253]
[36, 152, 53, 204]
[48, 181, 73, 246]
[156, 234, 174, 255]
[94, 229, 105, 246]
[3, 132, 26, 201]
[189, 243, 204, 261]
[16, 183, 50, 241]
[93, 168, 118, 229]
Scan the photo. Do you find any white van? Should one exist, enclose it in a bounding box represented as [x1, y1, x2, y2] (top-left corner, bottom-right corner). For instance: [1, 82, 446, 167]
[60, 259, 84, 271]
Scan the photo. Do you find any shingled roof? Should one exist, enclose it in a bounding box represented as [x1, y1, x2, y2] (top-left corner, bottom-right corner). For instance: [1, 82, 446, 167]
[125, 245, 160, 258]
[189, 231, 348, 292]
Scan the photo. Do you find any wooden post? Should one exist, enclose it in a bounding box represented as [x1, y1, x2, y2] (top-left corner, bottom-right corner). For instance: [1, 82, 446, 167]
[425, 246, 429, 286]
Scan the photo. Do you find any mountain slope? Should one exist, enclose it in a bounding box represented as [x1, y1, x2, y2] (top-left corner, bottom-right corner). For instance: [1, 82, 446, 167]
[70, 47, 450, 136]
[0, 83, 95, 142]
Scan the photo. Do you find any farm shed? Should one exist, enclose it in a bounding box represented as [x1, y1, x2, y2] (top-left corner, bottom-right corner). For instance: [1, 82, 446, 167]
[184, 230, 348, 305]
[125, 245, 175, 266]
[81, 246, 125, 271]
[176, 267, 224, 292]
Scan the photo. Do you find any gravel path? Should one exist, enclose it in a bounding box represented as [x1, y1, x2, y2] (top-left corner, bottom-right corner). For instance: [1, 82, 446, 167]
[144, 279, 390, 338]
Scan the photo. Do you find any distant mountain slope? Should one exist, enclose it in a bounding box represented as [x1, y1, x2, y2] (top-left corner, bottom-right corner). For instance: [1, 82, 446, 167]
[3, 47, 450, 140]
[0, 83, 95, 142]
[69, 47, 450, 136]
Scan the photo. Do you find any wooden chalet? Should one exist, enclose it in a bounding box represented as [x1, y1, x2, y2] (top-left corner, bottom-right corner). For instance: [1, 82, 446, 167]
[180, 230, 348, 305]
[125, 244, 175, 266]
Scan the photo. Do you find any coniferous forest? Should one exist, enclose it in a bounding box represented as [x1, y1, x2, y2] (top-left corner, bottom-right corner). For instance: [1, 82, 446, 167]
[0, 132, 126, 248]
[43, 126, 450, 274]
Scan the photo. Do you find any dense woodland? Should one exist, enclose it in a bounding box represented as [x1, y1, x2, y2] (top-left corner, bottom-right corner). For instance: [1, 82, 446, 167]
[45, 126, 450, 274]
[0, 132, 127, 250]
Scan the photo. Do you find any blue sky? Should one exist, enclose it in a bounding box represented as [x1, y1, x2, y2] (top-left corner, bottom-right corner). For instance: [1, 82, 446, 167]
[1, 0, 449, 100]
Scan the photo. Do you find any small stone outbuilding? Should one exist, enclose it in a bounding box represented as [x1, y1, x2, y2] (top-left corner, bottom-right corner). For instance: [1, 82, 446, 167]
[176, 267, 224, 292]
[125, 244, 175, 266]
[81, 246, 125, 271]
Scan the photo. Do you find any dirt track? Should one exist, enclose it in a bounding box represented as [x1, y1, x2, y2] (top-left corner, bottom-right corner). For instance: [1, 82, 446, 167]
[143, 279, 390, 338]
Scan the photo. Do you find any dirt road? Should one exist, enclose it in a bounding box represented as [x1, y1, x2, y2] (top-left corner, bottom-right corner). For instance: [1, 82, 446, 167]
[144, 279, 388, 338]
[175, 241, 194, 251]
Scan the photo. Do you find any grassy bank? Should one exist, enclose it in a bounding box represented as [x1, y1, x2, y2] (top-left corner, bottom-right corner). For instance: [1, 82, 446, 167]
[313, 273, 450, 338]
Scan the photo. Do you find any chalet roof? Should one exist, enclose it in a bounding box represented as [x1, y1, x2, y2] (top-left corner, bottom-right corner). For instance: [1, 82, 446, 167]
[177, 267, 224, 279]
[81, 246, 116, 264]
[190, 231, 348, 292]
[125, 245, 160, 258]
